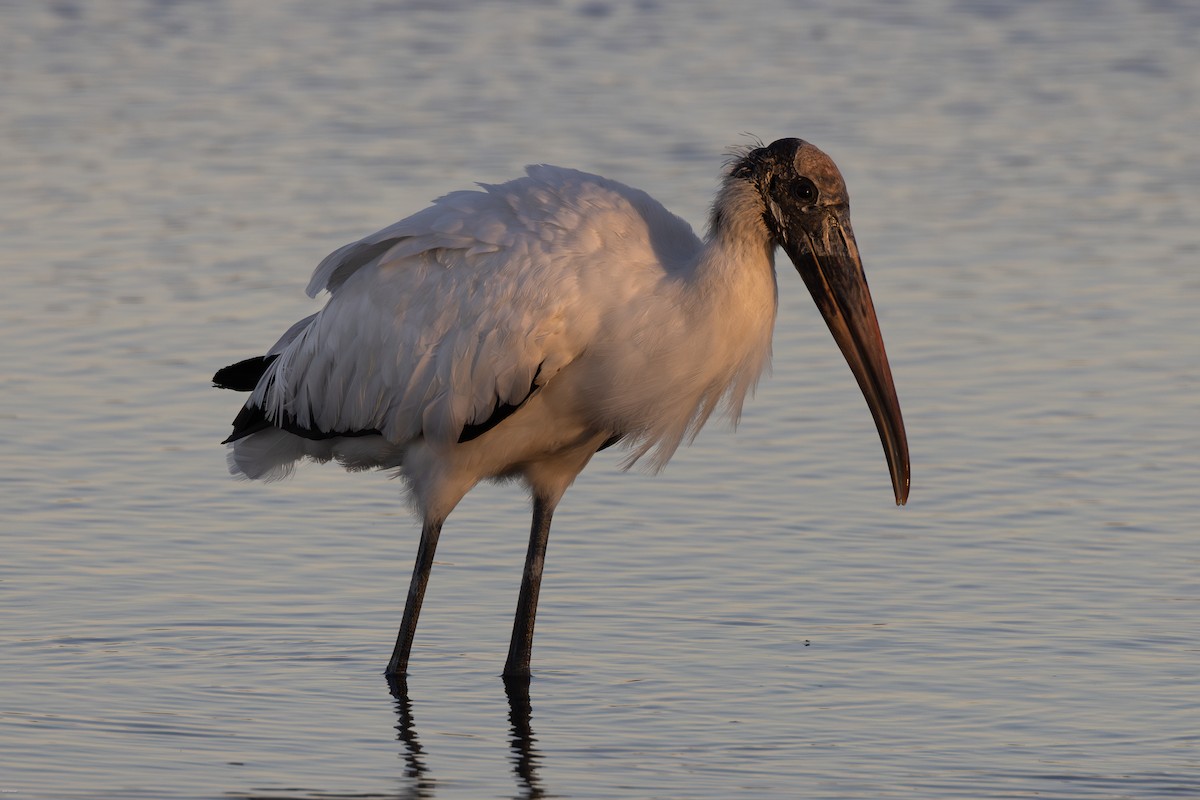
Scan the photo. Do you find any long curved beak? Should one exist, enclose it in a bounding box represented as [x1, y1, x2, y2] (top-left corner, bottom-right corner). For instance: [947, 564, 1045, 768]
[784, 208, 910, 505]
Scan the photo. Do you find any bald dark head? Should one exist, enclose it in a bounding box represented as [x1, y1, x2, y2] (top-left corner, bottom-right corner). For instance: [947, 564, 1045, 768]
[725, 138, 852, 253]
[726, 137, 910, 505]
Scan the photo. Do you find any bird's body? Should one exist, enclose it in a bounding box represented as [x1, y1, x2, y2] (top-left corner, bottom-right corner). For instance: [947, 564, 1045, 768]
[227, 166, 775, 514]
[216, 138, 909, 680]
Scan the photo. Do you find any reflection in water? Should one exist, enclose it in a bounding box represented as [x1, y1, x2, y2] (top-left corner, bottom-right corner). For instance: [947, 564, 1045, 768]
[503, 676, 545, 800]
[387, 676, 435, 798]
[229, 678, 435, 799]
[232, 788, 429, 800]
[235, 678, 549, 799]
[380, 675, 548, 800]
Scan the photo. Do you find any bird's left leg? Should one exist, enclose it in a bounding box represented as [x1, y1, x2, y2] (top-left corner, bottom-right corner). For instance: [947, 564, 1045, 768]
[503, 494, 555, 679]
[387, 516, 443, 678]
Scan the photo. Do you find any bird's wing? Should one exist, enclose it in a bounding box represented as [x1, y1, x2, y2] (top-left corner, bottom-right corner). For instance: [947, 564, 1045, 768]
[249, 165, 700, 446]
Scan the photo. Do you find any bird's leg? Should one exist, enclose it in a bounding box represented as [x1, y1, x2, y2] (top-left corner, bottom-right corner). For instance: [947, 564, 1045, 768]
[503, 495, 555, 679]
[386, 517, 443, 678]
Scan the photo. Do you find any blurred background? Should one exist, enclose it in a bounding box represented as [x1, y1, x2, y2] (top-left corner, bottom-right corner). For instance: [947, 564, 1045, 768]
[2, 1, 1197, 798]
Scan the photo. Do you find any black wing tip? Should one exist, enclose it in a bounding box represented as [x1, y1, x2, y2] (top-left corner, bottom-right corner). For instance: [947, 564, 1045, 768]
[214, 353, 381, 442]
[221, 402, 383, 444]
[458, 400, 525, 443]
[597, 433, 624, 452]
[456, 364, 545, 444]
[222, 402, 272, 443]
[212, 354, 279, 392]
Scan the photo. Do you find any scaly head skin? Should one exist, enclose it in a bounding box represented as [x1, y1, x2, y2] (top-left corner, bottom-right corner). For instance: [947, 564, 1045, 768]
[731, 138, 910, 505]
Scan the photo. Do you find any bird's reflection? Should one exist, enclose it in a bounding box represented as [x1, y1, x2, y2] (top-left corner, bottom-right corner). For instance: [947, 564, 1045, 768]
[231, 676, 546, 800]
[385, 674, 548, 800]
[386, 675, 435, 797]
[502, 675, 545, 799]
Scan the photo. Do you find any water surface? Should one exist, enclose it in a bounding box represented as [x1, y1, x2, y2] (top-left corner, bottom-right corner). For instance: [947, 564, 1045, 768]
[2, 1, 1198, 798]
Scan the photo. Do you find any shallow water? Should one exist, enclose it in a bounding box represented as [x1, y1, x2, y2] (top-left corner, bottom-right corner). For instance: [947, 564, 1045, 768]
[3, 1, 1198, 798]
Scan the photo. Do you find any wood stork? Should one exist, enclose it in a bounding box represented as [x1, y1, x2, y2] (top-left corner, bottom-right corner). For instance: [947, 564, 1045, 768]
[214, 138, 910, 680]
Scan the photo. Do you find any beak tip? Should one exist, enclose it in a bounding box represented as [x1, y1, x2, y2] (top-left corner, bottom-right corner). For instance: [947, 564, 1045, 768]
[892, 469, 910, 506]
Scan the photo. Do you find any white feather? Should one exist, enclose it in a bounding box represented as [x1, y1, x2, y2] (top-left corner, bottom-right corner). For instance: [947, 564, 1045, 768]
[234, 163, 778, 515]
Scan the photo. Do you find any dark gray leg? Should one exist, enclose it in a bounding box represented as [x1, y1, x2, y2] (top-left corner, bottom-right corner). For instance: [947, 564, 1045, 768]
[503, 495, 554, 678]
[387, 517, 443, 678]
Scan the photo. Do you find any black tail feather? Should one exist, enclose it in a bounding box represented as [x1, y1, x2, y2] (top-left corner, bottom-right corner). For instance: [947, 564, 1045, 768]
[221, 404, 274, 444]
[212, 354, 279, 392]
[215, 352, 380, 444]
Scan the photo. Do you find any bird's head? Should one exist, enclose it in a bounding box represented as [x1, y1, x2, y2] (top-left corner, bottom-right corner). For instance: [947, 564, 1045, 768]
[731, 138, 910, 505]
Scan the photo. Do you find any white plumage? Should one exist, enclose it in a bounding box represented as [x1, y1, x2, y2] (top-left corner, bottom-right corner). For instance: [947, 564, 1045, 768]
[216, 138, 909, 680]
[235, 165, 774, 491]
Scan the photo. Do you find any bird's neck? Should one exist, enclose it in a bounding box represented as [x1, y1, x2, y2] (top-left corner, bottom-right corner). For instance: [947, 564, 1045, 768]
[682, 176, 779, 395]
[695, 177, 777, 306]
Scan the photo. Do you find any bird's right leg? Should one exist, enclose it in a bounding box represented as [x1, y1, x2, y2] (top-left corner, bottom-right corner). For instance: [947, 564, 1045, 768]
[503, 494, 555, 680]
[386, 517, 443, 678]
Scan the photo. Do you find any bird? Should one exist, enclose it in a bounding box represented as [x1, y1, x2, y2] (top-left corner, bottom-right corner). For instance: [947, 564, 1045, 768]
[214, 137, 910, 681]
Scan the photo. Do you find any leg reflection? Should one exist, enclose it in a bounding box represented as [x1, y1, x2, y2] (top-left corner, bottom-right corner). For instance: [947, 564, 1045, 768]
[387, 675, 435, 797]
[503, 676, 545, 799]
[385, 674, 549, 799]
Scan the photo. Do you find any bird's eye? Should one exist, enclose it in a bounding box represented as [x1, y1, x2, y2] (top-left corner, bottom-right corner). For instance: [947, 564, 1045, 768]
[791, 177, 819, 204]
